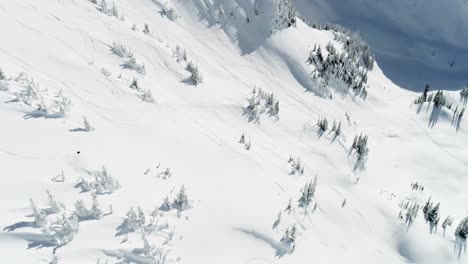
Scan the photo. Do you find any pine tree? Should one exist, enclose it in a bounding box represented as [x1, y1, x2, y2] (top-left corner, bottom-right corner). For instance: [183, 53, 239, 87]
[455, 217, 468, 240]
[0, 67, 5, 80]
[298, 177, 317, 208]
[422, 84, 430, 102]
[173, 185, 190, 211]
[272, 0, 296, 32]
[422, 197, 433, 222]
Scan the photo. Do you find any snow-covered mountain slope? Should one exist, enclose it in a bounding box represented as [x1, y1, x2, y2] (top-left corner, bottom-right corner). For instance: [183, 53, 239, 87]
[295, 0, 468, 91]
[0, 0, 467, 264]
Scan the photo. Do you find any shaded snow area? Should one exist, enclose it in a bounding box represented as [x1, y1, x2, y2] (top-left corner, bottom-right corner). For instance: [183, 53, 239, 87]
[0, 0, 467, 264]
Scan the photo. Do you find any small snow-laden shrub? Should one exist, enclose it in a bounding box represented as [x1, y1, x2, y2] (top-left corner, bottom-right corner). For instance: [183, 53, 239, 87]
[288, 156, 304, 175]
[116, 207, 170, 237]
[122, 57, 146, 75]
[11, 73, 72, 118]
[160, 4, 180, 21]
[74, 195, 104, 221]
[100, 67, 111, 78]
[185, 61, 203, 85]
[158, 186, 192, 213]
[48, 90, 72, 118]
[172, 185, 191, 211]
[173, 45, 188, 63]
[110, 42, 134, 58]
[44, 213, 80, 247]
[98, 0, 119, 18]
[140, 88, 156, 104]
[188, 67, 203, 85]
[280, 224, 296, 245]
[13, 73, 42, 107]
[75, 166, 120, 195]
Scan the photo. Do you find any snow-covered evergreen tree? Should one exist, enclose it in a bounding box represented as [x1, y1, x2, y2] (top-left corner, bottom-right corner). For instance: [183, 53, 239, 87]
[140, 89, 156, 104]
[351, 134, 369, 161]
[173, 185, 191, 211]
[160, 4, 180, 21]
[298, 177, 317, 208]
[186, 63, 203, 85]
[111, 42, 134, 58]
[272, 0, 296, 33]
[160, 196, 172, 211]
[422, 198, 440, 233]
[122, 57, 146, 75]
[75, 166, 120, 194]
[280, 224, 297, 253]
[74, 195, 104, 220]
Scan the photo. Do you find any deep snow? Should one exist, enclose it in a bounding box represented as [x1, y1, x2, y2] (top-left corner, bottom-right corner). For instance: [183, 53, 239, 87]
[0, 0, 467, 264]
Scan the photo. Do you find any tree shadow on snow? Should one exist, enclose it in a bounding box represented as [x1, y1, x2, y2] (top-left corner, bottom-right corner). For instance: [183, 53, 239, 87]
[23, 110, 64, 120]
[3, 221, 36, 232]
[428, 105, 442, 128]
[233, 227, 289, 257]
[69, 127, 87, 132]
[2, 232, 56, 250]
[316, 128, 324, 139]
